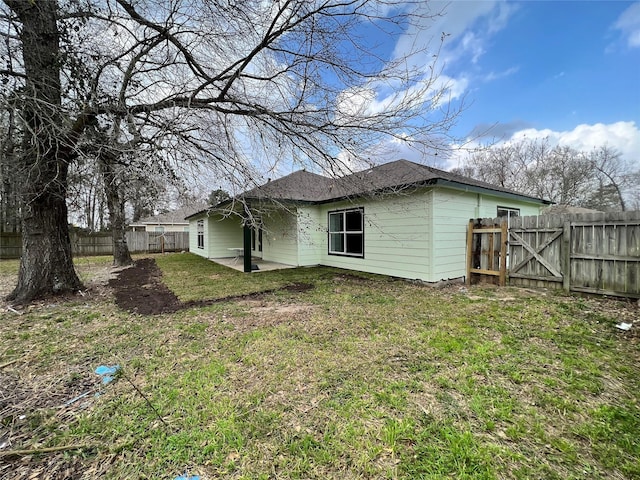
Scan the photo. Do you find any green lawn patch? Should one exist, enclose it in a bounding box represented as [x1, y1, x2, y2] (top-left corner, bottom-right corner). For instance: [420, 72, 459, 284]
[1, 253, 638, 479]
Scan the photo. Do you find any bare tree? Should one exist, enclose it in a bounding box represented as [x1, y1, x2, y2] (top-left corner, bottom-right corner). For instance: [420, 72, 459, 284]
[2, 0, 461, 301]
[0, 101, 21, 233]
[67, 155, 107, 232]
[454, 139, 556, 196]
[586, 145, 636, 211]
[528, 145, 593, 206]
[459, 138, 638, 210]
[458, 141, 530, 192]
[1, 0, 84, 301]
[86, 115, 187, 266]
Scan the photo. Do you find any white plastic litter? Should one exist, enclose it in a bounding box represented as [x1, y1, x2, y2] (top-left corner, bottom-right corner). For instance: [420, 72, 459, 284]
[615, 322, 633, 331]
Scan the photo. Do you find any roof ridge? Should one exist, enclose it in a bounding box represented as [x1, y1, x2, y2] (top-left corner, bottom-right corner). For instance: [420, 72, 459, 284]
[232, 158, 548, 205]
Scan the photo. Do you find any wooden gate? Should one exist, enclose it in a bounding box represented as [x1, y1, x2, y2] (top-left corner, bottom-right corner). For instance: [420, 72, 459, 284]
[508, 216, 566, 288]
[148, 233, 176, 253]
[466, 219, 508, 286]
[508, 212, 640, 297]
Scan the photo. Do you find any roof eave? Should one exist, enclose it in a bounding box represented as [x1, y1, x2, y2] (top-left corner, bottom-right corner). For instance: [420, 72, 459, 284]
[184, 196, 318, 220]
[314, 179, 551, 205]
[242, 196, 318, 206]
[432, 179, 552, 204]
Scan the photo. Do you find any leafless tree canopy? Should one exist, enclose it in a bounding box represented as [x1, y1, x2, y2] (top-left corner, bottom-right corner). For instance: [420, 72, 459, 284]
[6, 1, 455, 172]
[454, 139, 639, 211]
[1, 0, 461, 301]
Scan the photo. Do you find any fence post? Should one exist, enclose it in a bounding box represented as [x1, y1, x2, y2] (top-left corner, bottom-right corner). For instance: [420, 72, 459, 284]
[562, 220, 571, 292]
[500, 221, 508, 287]
[466, 219, 474, 285]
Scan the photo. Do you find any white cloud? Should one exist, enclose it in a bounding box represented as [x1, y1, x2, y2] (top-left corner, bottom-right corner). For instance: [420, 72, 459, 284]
[510, 122, 640, 159]
[388, 0, 517, 107]
[447, 121, 640, 170]
[483, 66, 519, 82]
[613, 2, 640, 48]
[335, 73, 468, 123]
[392, 1, 507, 61]
[335, 86, 376, 117]
[459, 31, 486, 64]
[395, 1, 517, 64]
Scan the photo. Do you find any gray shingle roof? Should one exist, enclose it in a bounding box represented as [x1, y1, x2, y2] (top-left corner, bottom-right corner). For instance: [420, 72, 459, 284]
[132, 204, 206, 225]
[241, 159, 548, 204]
[185, 160, 548, 221]
[240, 170, 336, 202]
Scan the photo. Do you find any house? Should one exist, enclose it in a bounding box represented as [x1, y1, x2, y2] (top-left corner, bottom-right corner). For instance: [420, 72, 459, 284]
[186, 160, 550, 282]
[129, 206, 203, 233]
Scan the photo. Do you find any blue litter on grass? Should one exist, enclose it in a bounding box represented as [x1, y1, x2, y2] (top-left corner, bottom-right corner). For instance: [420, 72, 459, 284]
[65, 391, 92, 406]
[174, 476, 200, 480]
[64, 365, 121, 406]
[95, 365, 120, 385]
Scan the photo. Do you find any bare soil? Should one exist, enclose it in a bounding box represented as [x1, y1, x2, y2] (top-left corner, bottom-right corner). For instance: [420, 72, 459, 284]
[109, 258, 313, 315]
[108, 258, 182, 314]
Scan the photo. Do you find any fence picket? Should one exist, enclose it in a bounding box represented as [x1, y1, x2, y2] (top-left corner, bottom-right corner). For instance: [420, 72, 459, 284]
[0, 231, 190, 259]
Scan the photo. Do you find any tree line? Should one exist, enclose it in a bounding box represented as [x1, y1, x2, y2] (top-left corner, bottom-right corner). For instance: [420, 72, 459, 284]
[453, 139, 639, 211]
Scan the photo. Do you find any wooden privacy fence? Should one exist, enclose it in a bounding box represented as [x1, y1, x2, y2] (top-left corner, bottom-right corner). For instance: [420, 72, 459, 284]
[466, 220, 508, 286]
[124, 231, 188, 254]
[0, 231, 189, 259]
[0, 233, 21, 259]
[467, 211, 640, 299]
[72, 232, 114, 256]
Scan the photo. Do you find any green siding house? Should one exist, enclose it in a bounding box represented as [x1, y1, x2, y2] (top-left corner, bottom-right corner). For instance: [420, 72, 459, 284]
[186, 160, 549, 283]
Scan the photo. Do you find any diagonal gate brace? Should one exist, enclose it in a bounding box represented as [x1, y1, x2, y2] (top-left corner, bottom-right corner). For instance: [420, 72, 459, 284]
[509, 230, 563, 278]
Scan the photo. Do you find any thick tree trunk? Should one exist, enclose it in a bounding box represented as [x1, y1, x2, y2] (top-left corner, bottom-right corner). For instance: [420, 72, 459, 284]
[5, 0, 83, 302]
[9, 180, 82, 302]
[99, 154, 133, 267]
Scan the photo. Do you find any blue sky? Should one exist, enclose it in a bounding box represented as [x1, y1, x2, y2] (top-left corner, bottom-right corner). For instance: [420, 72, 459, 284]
[186, 1, 640, 198]
[375, 0, 640, 169]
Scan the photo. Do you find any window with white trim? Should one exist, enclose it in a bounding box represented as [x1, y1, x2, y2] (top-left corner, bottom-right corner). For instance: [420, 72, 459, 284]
[197, 219, 204, 249]
[497, 206, 520, 228]
[328, 208, 364, 257]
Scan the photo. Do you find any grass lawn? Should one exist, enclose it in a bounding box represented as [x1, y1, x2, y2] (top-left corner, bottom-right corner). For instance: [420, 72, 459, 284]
[0, 253, 638, 479]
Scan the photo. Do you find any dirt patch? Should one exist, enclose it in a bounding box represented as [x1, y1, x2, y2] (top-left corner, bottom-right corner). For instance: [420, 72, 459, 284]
[108, 258, 314, 315]
[108, 258, 182, 315]
[1, 260, 126, 313]
[332, 273, 376, 283]
[227, 299, 317, 332]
